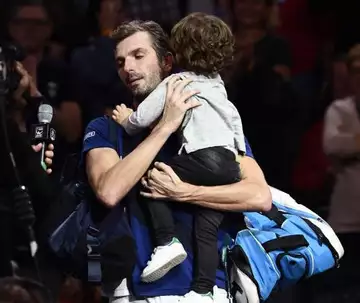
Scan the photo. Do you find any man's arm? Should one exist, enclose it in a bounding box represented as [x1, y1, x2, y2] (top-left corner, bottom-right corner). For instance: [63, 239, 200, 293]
[87, 126, 172, 207]
[186, 156, 272, 211]
[141, 155, 272, 212]
[87, 77, 200, 207]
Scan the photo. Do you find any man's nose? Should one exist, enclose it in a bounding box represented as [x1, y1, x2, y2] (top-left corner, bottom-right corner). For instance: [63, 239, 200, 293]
[123, 59, 134, 73]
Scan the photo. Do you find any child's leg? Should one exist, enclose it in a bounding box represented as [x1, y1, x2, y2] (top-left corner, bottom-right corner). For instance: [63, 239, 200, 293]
[140, 171, 188, 283]
[192, 210, 224, 294]
[142, 147, 239, 285]
[141, 197, 188, 282]
[140, 152, 210, 283]
[146, 198, 176, 246]
[177, 147, 240, 297]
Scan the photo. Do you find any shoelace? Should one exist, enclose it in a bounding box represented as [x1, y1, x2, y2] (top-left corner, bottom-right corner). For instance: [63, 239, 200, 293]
[146, 247, 161, 266]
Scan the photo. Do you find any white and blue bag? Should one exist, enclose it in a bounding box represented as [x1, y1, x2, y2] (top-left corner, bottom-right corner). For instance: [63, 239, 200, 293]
[225, 187, 344, 303]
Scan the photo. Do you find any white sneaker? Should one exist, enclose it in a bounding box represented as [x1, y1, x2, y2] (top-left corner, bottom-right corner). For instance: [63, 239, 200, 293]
[179, 291, 214, 303]
[141, 238, 187, 283]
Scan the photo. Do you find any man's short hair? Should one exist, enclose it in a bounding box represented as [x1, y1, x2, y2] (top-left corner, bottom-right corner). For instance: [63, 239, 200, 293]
[347, 44, 360, 71]
[170, 13, 234, 76]
[111, 20, 172, 60]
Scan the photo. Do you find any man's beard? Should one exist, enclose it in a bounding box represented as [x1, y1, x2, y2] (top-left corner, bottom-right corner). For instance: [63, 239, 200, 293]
[133, 71, 164, 103]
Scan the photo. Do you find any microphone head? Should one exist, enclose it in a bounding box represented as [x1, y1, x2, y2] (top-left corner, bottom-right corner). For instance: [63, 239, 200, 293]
[37, 104, 53, 123]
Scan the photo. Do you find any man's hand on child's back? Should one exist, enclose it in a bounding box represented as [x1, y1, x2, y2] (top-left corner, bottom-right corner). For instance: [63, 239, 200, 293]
[112, 104, 134, 126]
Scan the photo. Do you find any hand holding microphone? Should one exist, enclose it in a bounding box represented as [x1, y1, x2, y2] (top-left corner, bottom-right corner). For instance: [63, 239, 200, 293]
[31, 104, 56, 171]
[31, 143, 54, 174]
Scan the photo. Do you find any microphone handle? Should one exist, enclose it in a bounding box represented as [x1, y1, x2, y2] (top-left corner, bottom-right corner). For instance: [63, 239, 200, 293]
[40, 142, 47, 171]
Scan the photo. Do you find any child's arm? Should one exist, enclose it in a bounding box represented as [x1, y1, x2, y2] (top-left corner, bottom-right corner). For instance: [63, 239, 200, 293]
[112, 104, 134, 126]
[123, 81, 168, 135]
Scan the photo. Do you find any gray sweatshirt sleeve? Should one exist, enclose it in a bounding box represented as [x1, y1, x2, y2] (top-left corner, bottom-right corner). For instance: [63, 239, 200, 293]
[231, 105, 247, 155]
[122, 81, 167, 135]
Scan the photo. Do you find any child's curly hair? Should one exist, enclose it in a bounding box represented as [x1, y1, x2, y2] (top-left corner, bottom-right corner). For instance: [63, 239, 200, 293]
[171, 13, 234, 76]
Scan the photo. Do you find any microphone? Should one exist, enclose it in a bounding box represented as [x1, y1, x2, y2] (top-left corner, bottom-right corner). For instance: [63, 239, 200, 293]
[31, 104, 56, 171]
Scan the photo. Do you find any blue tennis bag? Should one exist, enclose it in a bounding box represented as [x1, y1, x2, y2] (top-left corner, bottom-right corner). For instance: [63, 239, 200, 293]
[225, 187, 344, 303]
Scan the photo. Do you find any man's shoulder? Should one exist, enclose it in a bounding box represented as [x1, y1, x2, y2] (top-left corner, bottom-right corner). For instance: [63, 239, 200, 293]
[83, 116, 113, 152]
[83, 116, 137, 158]
[81, 117, 123, 168]
[86, 116, 110, 132]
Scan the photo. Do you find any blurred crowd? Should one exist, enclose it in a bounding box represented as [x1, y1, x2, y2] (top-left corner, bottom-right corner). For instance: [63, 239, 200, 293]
[1, 0, 360, 302]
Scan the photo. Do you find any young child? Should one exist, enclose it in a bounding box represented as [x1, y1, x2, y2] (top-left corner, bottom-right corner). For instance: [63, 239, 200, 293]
[112, 13, 245, 302]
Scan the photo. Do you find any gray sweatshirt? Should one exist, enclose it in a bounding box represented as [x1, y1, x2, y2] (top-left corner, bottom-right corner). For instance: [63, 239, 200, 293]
[123, 72, 246, 155]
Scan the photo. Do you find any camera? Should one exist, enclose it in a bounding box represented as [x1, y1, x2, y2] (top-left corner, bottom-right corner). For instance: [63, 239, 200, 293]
[0, 42, 25, 100]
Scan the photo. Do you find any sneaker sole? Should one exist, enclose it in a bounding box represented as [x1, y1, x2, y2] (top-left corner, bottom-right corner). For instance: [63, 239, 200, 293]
[141, 252, 187, 283]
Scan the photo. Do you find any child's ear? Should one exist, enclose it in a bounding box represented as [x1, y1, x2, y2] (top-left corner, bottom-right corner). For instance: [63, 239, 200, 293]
[162, 52, 173, 73]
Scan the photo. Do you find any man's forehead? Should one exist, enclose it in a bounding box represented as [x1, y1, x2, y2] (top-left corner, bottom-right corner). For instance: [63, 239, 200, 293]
[116, 31, 153, 57]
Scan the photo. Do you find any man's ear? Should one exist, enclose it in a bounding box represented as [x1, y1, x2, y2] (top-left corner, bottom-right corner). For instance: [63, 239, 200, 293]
[162, 52, 173, 73]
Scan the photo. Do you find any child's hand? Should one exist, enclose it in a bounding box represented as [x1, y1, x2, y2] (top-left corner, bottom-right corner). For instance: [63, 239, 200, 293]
[112, 104, 134, 125]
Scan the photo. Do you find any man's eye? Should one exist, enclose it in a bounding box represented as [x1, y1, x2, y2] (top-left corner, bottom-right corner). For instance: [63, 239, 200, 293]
[135, 54, 144, 59]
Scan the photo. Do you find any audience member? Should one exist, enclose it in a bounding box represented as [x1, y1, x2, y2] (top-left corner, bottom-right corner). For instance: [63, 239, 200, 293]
[71, 0, 132, 126]
[223, 0, 299, 192]
[322, 44, 360, 297]
[0, 62, 55, 279]
[277, 0, 334, 105]
[7, 1, 82, 179]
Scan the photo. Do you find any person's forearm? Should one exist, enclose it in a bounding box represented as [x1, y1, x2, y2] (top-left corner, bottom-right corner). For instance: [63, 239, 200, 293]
[179, 179, 272, 212]
[98, 126, 172, 206]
